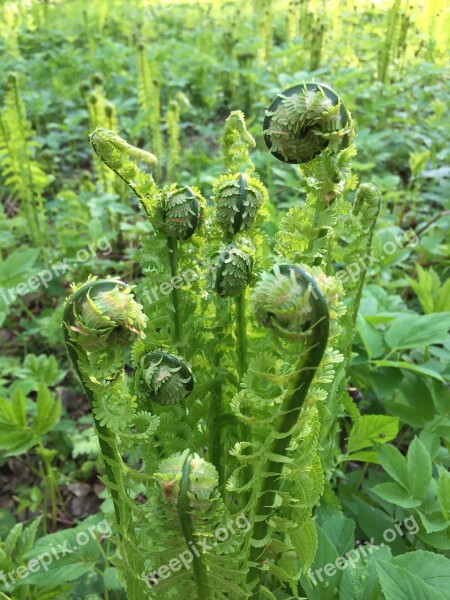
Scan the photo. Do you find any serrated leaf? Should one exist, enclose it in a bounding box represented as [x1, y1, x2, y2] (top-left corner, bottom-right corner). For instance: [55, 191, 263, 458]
[371, 482, 421, 508]
[34, 383, 61, 435]
[291, 516, 318, 571]
[385, 313, 450, 350]
[437, 466, 450, 519]
[377, 445, 408, 488]
[406, 437, 432, 499]
[375, 558, 446, 600]
[393, 550, 450, 596]
[347, 415, 399, 453]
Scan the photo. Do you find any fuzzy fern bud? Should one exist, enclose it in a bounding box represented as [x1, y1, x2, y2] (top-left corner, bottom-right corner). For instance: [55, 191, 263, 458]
[214, 241, 254, 298]
[154, 450, 218, 509]
[134, 351, 194, 405]
[263, 82, 353, 164]
[251, 264, 329, 342]
[154, 185, 205, 240]
[65, 278, 147, 351]
[212, 172, 268, 235]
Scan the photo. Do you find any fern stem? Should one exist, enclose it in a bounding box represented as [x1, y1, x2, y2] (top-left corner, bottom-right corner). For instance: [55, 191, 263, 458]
[246, 266, 329, 595]
[209, 304, 225, 495]
[63, 280, 151, 599]
[167, 236, 183, 343]
[178, 452, 210, 600]
[235, 292, 248, 379]
[63, 327, 123, 528]
[235, 291, 253, 499]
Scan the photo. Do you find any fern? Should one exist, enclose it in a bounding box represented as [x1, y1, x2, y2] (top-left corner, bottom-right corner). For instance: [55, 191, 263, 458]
[0, 73, 51, 246]
[63, 82, 382, 599]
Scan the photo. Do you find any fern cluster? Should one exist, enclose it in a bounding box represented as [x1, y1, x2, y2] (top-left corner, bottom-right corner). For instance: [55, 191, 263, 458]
[0, 72, 51, 246]
[64, 82, 381, 599]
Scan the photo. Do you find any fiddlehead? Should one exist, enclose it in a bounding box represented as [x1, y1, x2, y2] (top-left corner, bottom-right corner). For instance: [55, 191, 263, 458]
[263, 82, 353, 164]
[222, 109, 256, 173]
[270, 83, 357, 269]
[134, 351, 194, 406]
[144, 450, 247, 599]
[212, 172, 268, 235]
[154, 184, 204, 241]
[214, 241, 254, 298]
[90, 127, 158, 215]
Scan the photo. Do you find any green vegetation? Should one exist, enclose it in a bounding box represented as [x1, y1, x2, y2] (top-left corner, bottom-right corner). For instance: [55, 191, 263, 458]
[0, 1, 449, 599]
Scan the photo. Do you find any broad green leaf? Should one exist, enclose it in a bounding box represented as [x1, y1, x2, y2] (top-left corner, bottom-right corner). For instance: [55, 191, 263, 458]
[437, 466, 450, 519]
[435, 279, 450, 312]
[0, 429, 36, 456]
[0, 248, 40, 288]
[11, 388, 27, 428]
[356, 315, 385, 359]
[406, 264, 440, 314]
[347, 415, 399, 453]
[417, 511, 449, 533]
[406, 437, 432, 499]
[103, 567, 124, 591]
[34, 383, 61, 435]
[321, 516, 355, 557]
[385, 313, 450, 350]
[340, 450, 379, 463]
[371, 360, 444, 381]
[299, 525, 342, 600]
[371, 482, 421, 508]
[376, 559, 446, 600]
[377, 445, 408, 488]
[22, 515, 103, 587]
[416, 528, 450, 551]
[393, 550, 450, 597]
[344, 496, 407, 554]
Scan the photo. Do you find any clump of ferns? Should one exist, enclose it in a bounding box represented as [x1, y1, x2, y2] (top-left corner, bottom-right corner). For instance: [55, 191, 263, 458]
[65, 82, 382, 599]
[0, 72, 51, 248]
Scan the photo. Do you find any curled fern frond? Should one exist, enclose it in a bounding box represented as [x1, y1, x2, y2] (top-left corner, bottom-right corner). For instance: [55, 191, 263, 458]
[251, 264, 323, 341]
[154, 450, 219, 509]
[214, 241, 254, 298]
[154, 185, 205, 241]
[222, 109, 256, 172]
[118, 411, 160, 443]
[90, 128, 158, 214]
[212, 172, 268, 235]
[263, 82, 353, 164]
[65, 278, 147, 352]
[134, 351, 194, 406]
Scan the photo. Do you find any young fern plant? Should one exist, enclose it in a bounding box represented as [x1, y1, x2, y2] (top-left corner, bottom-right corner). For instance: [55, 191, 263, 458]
[64, 82, 380, 599]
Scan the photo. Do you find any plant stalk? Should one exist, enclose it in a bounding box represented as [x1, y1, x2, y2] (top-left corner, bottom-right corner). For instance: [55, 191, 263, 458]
[167, 236, 183, 344]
